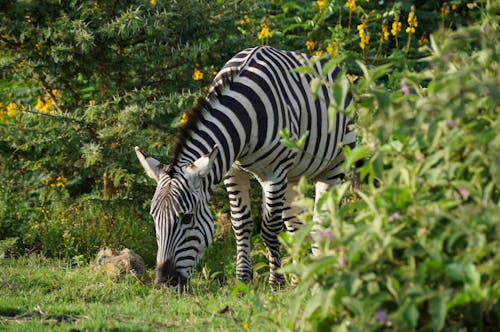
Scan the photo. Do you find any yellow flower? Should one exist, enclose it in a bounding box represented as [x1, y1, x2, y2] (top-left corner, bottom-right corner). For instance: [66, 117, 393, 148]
[52, 89, 62, 102]
[315, 50, 323, 57]
[240, 15, 251, 26]
[25, 16, 31, 23]
[345, 0, 357, 12]
[192, 68, 204, 81]
[381, 23, 389, 40]
[406, 8, 418, 34]
[305, 40, 316, 51]
[441, 4, 450, 16]
[357, 23, 370, 50]
[6, 102, 18, 116]
[317, 0, 327, 8]
[36, 97, 55, 114]
[16, 60, 27, 69]
[89, 99, 96, 106]
[451, 3, 458, 11]
[418, 33, 429, 45]
[326, 43, 338, 55]
[391, 20, 402, 36]
[317, 0, 327, 13]
[180, 113, 188, 125]
[150, 0, 156, 5]
[243, 322, 250, 330]
[257, 22, 272, 40]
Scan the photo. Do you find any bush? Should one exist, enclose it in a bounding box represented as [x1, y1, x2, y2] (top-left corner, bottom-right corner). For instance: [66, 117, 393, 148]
[0, 0, 255, 261]
[281, 17, 499, 331]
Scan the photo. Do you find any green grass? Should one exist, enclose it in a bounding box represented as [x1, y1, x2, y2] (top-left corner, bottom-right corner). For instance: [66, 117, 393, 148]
[0, 255, 292, 331]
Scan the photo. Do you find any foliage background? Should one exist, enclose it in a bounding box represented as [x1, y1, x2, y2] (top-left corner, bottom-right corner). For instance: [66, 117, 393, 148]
[1, 0, 498, 330]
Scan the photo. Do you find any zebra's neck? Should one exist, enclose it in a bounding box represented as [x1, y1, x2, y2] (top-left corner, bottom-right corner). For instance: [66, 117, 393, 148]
[171, 97, 247, 194]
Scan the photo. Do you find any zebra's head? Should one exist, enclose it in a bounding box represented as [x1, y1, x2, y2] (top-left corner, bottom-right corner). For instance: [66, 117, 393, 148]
[135, 146, 218, 287]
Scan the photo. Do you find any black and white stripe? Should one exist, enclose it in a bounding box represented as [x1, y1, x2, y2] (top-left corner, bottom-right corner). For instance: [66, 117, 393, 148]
[136, 46, 355, 288]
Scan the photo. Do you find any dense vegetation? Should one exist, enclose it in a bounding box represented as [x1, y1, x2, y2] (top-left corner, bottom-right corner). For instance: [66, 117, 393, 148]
[1, 0, 498, 330]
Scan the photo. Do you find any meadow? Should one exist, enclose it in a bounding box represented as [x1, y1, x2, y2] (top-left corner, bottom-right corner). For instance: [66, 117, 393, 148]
[0, 255, 290, 331]
[1, 1, 499, 331]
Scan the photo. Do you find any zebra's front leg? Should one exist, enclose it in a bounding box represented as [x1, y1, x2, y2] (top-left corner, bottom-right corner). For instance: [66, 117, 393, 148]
[260, 175, 288, 290]
[224, 167, 254, 284]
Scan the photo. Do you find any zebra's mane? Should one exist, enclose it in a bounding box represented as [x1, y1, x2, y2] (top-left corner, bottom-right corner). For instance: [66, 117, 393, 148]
[170, 69, 239, 169]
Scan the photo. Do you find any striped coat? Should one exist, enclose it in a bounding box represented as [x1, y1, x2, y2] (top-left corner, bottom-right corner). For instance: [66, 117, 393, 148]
[136, 46, 355, 288]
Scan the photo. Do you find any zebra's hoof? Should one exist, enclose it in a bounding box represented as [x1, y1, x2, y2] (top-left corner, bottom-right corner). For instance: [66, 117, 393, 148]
[269, 273, 286, 292]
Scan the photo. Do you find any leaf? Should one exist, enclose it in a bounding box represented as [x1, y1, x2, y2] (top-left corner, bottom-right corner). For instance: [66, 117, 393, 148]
[419, 150, 445, 175]
[464, 263, 480, 287]
[355, 60, 371, 83]
[332, 76, 349, 109]
[290, 66, 316, 75]
[321, 55, 346, 77]
[303, 290, 329, 319]
[403, 302, 419, 328]
[381, 140, 404, 153]
[371, 63, 393, 81]
[444, 261, 479, 284]
[310, 77, 322, 100]
[342, 296, 364, 316]
[428, 289, 450, 330]
[301, 256, 337, 282]
[386, 277, 400, 301]
[344, 145, 371, 170]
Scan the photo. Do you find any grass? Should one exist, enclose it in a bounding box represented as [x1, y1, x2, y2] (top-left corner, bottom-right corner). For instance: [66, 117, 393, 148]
[0, 255, 293, 331]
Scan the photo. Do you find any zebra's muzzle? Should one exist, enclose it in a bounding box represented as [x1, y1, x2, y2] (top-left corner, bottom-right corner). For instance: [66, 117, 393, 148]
[155, 260, 187, 288]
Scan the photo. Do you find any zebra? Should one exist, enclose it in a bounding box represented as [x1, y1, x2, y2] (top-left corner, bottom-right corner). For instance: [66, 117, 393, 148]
[135, 46, 355, 288]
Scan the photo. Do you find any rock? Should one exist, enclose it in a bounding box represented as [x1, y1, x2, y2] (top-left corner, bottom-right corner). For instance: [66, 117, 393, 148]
[93, 247, 146, 280]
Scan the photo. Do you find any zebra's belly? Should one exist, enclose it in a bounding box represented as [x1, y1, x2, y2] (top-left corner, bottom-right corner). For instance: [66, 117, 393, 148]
[235, 139, 343, 184]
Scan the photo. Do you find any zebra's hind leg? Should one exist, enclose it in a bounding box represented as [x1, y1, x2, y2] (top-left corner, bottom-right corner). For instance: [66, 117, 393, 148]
[260, 174, 288, 290]
[283, 182, 303, 286]
[224, 167, 254, 284]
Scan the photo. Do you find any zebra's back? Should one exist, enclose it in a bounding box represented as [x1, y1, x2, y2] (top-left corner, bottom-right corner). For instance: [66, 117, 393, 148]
[210, 46, 355, 184]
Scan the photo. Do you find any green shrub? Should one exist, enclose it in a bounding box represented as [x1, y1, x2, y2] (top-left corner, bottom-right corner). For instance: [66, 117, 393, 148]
[0, 0, 254, 261]
[281, 17, 499, 331]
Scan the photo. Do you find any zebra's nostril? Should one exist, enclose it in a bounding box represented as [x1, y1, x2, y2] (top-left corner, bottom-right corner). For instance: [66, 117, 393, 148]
[155, 260, 188, 287]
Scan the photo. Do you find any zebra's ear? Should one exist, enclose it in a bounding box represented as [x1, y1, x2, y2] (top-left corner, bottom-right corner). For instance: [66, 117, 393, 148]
[135, 146, 165, 182]
[186, 145, 219, 178]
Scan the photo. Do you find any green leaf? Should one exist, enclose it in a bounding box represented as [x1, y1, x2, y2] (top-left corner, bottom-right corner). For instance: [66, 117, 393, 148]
[321, 55, 346, 77]
[342, 296, 364, 316]
[464, 263, 480, 287]
[428, 289, 450, 330]
[386, 276, 400, 301]
[344, 145, 371, 170]
[403, 302, 419, 328]
[290, 66, 316, 75]
[310, 77, 322, 100]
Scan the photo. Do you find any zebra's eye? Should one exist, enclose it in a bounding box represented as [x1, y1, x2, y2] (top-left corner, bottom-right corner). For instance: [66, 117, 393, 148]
[179, 213, 193, 226]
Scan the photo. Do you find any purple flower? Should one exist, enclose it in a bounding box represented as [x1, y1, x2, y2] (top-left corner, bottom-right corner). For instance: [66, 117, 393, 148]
[322, 230, 334, 240]
[338, 256, 346, 267]
[375, 310, 390, 326]
[388, 211, 400, 222]
[458, 188, 470, 200]
[400, 82, 410, 96]
[446, 120, 457, 128]
[481, 23, 489, 34]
